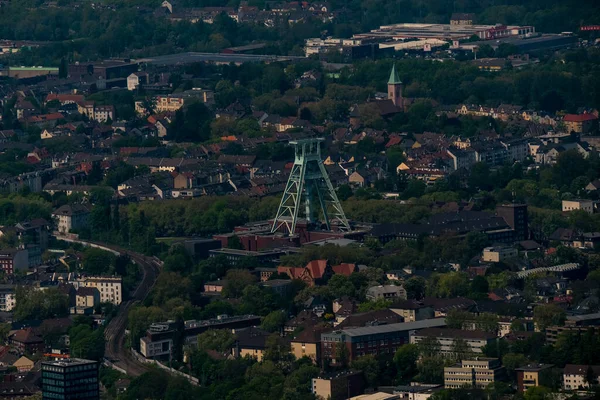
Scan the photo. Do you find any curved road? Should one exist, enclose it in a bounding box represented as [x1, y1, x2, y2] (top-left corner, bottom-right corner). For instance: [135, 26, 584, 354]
[54, 236, 161, 376]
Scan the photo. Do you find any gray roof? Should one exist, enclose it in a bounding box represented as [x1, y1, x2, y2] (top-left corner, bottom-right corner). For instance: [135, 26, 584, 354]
[341, 318, 446, 337]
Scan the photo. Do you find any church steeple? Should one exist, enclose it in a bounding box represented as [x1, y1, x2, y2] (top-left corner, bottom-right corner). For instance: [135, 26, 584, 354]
[387, 64, 403, 109]
[388, 63, 402, 85]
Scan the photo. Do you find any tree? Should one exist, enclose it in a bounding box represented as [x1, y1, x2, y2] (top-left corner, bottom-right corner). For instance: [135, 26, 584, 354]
[451, 337, 472, 362]
[405, 276, 426, 300]
[222, 269, 256, 298]
[350, 355, 380, 388]
[152, 272, 192, 306]
[263, 334, 293, 364]
[69, 325, 105, 360]
[357, 298, 392, 312]
[13, 286, 69, 321]
[523, 386, 552, 400]
[446, 309, 471, 329]
[533, 304, 566, 331]
[416, 356, 445, 384]
[261, 310, 287, 333]
[417, 337, 441, 358]
[502, 353, 528, 378]
[196, 329, 235, 353]
[394, 344, 419, 383]
[82, 247, 115, 275]
[585, 365, 598, 387]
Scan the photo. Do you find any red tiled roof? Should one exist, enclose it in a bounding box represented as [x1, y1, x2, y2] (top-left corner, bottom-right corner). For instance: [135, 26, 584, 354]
[332, 263, 356, 276]
[564, 114, 597, 122]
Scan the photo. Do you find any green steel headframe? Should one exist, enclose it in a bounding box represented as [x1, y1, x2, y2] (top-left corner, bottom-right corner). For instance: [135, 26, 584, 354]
[271, 138, 351, 235]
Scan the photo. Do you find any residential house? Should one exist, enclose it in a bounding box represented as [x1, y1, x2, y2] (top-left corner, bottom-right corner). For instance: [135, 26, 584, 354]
[562, 199, 596, 214]
[9, 328, 44, 354]
[75, 286, 100, 309]
[13, 356, 34, 372]
[0, 248, 28, 274]
[564, 114, 598, 134]
[127, 72, 149, 91]
[586, 179, 600, 192]
[290, 326, 328, 364]
[366, 284, 407, 301]
[52, 204, 90, 234]
[82, 276, 123, 305]
[232, 327, 271, 361]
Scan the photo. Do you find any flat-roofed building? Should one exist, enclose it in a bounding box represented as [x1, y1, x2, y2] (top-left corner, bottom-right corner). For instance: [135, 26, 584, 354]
[410, 328, 496, 356]
[444, 358, 506, 389]
[321, 318, 447, 364]
[515, 364, 554, 393]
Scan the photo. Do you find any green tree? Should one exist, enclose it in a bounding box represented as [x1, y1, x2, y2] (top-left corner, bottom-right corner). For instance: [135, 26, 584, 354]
[350, 355, 380, 388]
[196, 329, 235, 353]
[533, 304, 566, 331]
[394, 344, 419, 383]
[261, 310, 287, 333]
[523, 386, 552, 400]
[417, 337, 441, 358]
[222, 269, 256, 298]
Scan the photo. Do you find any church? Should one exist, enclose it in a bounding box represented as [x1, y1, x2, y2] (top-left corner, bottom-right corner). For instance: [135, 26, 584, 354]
[349, 64, 415, 127]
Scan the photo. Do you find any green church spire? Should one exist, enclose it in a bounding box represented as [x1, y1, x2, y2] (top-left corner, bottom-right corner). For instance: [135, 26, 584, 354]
[388, 64, 402, 85]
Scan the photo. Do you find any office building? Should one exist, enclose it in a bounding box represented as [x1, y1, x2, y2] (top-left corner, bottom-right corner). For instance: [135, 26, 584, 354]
[444, 358, 506, 389]
[496, 203, 528, 241]
[41, 358, 99, 400]
[321, 319, 446, 364]
[140, 322, 176, 359]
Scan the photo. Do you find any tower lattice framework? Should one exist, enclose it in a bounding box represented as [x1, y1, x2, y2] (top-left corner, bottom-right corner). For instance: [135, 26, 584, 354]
[271, 138, 350, 235]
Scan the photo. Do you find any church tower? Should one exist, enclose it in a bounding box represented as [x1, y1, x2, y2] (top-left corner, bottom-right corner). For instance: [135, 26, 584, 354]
[387, 64, 403, 110]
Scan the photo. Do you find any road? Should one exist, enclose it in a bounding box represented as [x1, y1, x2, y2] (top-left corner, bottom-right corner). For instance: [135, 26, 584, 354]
[54, 236, 161, 377]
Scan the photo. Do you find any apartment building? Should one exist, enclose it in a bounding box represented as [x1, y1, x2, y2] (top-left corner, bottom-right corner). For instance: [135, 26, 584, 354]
[140, 321, 176, 359]
[0, 284, 16, 311]
[83, 276, 122, 305]
[563, 364, 600, 391]
[444, 358, 506, 389]
[52, 204, 90, 234]
[515, 364, 554, 393]
[410, 328, 496, 356]
[0, 248, 29, 274]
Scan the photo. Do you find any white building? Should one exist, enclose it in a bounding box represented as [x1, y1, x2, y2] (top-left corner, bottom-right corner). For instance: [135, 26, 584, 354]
[127, 72, 148, 91]
[482, 246, 518, 262]
[83, 276, 122, 305]
[0, 284, 16, 311]
[563, 364, 600, 391]
[562, 199, 596, 214]
[52, 204, 90, 234]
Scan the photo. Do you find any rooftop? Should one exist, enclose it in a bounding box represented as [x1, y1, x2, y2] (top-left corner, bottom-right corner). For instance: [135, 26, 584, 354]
[332, 318, 446, 338]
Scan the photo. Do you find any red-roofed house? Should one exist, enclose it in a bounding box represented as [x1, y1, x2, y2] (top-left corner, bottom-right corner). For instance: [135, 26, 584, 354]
[332, 263, 358, 276]
[24, 113, 64, 128]
[277, 260, 358, 286]
[564, 113, 598, 134]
